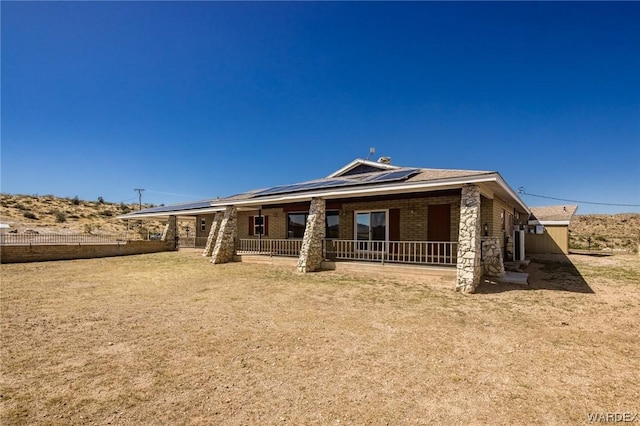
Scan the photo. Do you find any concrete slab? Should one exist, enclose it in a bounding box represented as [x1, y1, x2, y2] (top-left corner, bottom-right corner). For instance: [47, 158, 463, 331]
[497, 271, 529, 285]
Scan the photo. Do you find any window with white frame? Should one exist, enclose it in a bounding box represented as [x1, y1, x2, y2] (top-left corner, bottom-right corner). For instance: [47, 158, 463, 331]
[200, 218, 206, 232]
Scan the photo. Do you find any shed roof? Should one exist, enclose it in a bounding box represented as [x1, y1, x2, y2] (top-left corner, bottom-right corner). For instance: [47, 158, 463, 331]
[529, 205, 578, 225]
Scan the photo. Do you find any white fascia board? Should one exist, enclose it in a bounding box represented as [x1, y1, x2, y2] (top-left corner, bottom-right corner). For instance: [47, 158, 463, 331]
[210, 174, 502, 208]
[117, 206, 226, 220]
[495, 174, 530, 213]
[540, 220, 571, 226]
[326, 158, 399, 178]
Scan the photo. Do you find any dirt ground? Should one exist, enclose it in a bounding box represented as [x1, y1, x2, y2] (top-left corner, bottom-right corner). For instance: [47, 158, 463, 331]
[1, 252, 638, 425]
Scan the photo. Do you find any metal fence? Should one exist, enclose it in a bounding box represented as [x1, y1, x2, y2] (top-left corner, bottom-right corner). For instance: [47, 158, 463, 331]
[0, 233, 142, 245]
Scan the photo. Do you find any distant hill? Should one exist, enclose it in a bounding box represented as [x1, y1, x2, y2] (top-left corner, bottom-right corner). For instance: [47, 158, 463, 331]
[569, 213, 640, 253]
[0, 193, 192, 236]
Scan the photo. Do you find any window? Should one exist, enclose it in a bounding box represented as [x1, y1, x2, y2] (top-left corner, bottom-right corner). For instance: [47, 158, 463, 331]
[248, 215, 268, 236]
[288, 213, 307, 238]
[325, 211, 339, 239]
[254, 216, 265, 235]
[286, 210, 339, 239]
[200, 218, 206, 232]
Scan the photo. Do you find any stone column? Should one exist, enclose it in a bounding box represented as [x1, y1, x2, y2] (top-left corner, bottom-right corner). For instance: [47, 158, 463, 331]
[297, 198, 326, 273]
[481, 237, 505, 277]
[161, 215, 178, 250]
[455, 184, 482, 293]
[202, 212, 223, 257]
[211, 206, 237, 264]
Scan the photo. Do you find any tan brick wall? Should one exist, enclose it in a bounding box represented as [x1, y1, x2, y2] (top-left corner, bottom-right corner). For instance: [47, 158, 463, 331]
[340, 195, 461, 241]
[196, 214, 215, 240]
[0, 241, 171, 263]
[237, 208, 287, 239]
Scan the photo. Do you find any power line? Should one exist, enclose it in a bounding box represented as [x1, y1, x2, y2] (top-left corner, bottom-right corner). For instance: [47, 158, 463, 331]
[517, 187, 640, 207]
[146, 190, 208, 199]
[133, 188, 145, 210]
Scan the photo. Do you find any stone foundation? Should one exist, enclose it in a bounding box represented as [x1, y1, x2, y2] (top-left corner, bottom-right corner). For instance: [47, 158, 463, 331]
[481, 237, 505, 277]
[297, 198, 326, 273]
[211, 206, 237, 264]
[202, 212, 223, 257]
[455, 184, 482, 293]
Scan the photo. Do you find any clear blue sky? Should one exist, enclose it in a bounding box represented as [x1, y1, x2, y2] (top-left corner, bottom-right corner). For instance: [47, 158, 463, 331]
[2, 2, 639, 214]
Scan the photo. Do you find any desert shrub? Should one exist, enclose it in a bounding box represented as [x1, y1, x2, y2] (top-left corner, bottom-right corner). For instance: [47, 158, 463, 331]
[120, 203, 131, 214]
[83, 224, 93, 234]
[98, 196, 105, 204]
[23, 211, 38, 220]
[99, 210, 113, 217]
[54, 210, 67, 223]
[72, 196, 80, 206]
[15, 203, 27, 210]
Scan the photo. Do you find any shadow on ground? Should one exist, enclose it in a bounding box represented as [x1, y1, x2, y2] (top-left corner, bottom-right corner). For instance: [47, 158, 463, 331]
[477, 254, 594, 294]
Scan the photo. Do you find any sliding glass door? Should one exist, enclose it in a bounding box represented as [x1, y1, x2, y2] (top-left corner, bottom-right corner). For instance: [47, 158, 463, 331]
[355, 211, 387, 253]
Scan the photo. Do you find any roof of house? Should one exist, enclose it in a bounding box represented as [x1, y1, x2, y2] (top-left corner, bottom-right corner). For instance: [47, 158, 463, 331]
[529, 205, 578, 225]
[119, 158, 528, 219]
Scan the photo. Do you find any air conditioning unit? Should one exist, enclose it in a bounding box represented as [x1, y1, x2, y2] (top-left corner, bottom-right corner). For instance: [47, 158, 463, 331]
[514, 230, 526, 261]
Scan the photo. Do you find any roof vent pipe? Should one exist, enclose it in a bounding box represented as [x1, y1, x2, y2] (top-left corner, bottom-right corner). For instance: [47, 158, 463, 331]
[377, 156, 391, 164]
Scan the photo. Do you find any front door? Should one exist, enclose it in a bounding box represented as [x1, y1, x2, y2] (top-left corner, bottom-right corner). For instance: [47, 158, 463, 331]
[427, 204, 451, 263]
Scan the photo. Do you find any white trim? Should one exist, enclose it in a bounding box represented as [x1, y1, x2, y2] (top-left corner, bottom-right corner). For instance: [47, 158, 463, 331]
[327, 158, 399, 178]
[528, 220, 571, 226]
[354, 209, 389, 243]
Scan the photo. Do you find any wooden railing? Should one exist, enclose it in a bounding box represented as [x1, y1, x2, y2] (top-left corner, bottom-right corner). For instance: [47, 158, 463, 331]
[324, 240, 458, 265]
[236, 239, 303, 257]
[235, 239, 458, 266]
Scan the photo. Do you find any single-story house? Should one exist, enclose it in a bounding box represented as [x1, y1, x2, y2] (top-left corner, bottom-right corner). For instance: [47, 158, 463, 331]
[526, 205, 578, 255]
[119, 158, 530, 293]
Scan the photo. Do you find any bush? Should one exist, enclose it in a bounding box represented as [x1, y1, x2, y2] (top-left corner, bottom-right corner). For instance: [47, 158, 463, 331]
[98, 196, 105, 204]
[72, 196, 80, 206]
[54, 210, 67, 223]
[120, 203, 131, 214]
[99, 210, 113, 217]
[23, 211, 38, 220]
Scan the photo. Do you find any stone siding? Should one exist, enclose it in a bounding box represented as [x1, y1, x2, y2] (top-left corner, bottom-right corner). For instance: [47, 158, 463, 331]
[161, 215, 178, 250]
[211, 206, 237, 264]
[297, 198, 325, 272]
[202, 212, 223, 257]
[481, 237, 505, 277]
[456, 184, 482, 293]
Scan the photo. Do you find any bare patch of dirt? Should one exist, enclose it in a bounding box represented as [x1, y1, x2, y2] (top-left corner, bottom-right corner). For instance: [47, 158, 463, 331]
[1, 252, 638, 424]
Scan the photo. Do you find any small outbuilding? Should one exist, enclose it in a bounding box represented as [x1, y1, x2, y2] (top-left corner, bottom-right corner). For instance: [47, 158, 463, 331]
[526, 205, 578, 254]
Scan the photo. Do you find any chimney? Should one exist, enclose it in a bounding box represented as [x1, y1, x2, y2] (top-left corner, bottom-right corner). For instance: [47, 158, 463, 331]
[377, 156, 391, 164]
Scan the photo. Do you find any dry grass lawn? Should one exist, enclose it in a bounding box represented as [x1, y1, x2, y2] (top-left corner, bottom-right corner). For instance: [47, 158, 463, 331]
[1, 252, 639, 424]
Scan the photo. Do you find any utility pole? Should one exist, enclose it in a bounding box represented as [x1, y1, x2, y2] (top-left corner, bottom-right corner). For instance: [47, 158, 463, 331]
[134, 188, 145, 210]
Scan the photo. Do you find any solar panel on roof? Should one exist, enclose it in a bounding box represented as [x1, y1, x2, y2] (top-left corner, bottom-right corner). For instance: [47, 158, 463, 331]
[250, 168, 420, 198]
[365, 169, 419, 183]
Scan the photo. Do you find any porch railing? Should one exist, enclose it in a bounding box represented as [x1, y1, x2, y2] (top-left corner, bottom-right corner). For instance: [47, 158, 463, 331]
[234, 238, 458, 266]
[324, 240, 458, 265]
[237, 239, 303, 257]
